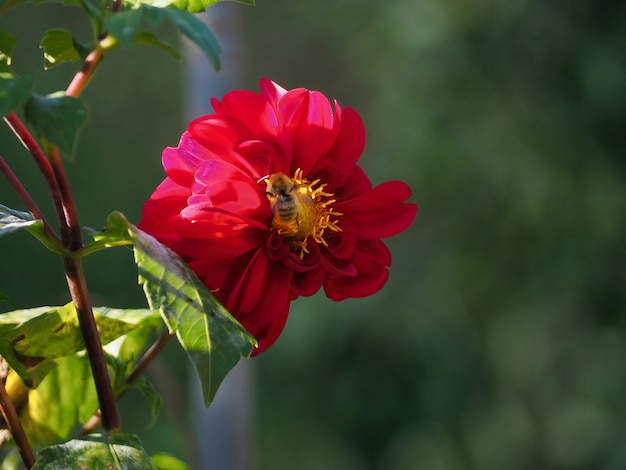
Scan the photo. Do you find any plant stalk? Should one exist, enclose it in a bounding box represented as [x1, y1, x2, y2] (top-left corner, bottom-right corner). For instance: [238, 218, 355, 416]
[0, 377, 36, 469]
[0, 156, 60, 245]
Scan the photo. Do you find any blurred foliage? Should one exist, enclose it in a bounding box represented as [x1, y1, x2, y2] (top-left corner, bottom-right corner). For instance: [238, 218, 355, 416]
[241, 1, 626, 469]
[1, 0, 626, 469]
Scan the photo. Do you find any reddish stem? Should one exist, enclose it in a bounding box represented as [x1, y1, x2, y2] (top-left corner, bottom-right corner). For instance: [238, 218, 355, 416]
[0, 156, 60, 245]
[66, 47, 103, 98]
[0, 378, 36, 468]
[3, 113, 69, 240]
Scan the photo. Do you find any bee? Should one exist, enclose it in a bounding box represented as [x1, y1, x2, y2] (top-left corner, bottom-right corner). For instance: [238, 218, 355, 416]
[265, 173, 316, 239]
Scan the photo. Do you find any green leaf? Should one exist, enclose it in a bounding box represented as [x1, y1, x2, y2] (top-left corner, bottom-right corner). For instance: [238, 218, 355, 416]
[0, 72, 32, 116]
[104, 8, 144, 46]
[152, 7, 220, 69]
[0, 303, 159, 387]
[32, 433, 158, 469]
[17, 354, 99, 445]
[171, 0, 254, 14]
[104, 5, 221, 69]
[151, 453, 189, 470]
[129, 375, 163, 426]
[0, 30, 16, 72]
[0, 291, 8, 301]
[23, 92, 88, 157]
[102, 211, 256, 406]
[40, 29, 90, 70]
[134, 31, 181, 59]
[0, 204, 41, 237]
[0, 204, 59, 253]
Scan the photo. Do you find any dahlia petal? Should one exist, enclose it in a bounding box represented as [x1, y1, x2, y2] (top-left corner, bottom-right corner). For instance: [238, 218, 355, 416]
[138, 179, 190, 243]
[218, 90, 281, 140]
[291, 264, 325, 297]
[335, 165, 373, 200]
[171, 231, 261, 260]
[323, 239, 391, 301]
[191, 160, 269, 218]
[250, 302, 290, 355]
[325, 229, 358, 261]
[259, 78, 288, 110]
[336, 181, 418, 239]
[218, 248, 292, 354]
[236, 140, 290, 179]
[188, 116, 242, 153]
[163, 133, 220, 187]
[279, 89, 337, 173]
[325, 107, 366, 186]
[180, 205, 269, 234]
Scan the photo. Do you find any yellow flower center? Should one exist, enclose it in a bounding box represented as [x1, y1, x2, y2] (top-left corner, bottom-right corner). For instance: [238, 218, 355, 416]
[265, 168, 342, 258]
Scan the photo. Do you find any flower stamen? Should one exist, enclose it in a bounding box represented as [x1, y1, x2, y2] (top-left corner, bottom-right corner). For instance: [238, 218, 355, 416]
[265, 168, 342, 258]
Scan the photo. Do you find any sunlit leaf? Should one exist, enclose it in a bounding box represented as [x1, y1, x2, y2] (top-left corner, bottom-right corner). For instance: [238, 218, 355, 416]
[15, 355, 98, 445]
[0, 72, 31, 115]
[130, 0, 255, 14]
[23, 91, 88, 157]
[0, 204, 40, 237]
[151, 453, 189, 470]
[100, 211, 256, 406]
[0, 303, 159, 387]
[0, 30, 16, 72]
[32, 433, 157, 469]
[40, 29, 90, 70]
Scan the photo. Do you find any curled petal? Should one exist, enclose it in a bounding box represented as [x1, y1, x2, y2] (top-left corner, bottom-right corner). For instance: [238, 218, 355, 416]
[323, 239, 391, 301]
[259, 78, 288, 111]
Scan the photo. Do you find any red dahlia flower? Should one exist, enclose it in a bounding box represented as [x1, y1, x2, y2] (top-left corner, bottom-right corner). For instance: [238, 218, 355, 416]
[139, 79, 417, 354]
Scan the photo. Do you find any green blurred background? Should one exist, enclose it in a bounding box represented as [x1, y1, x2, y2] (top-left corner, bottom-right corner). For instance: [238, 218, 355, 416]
[2, 0, 626, 469]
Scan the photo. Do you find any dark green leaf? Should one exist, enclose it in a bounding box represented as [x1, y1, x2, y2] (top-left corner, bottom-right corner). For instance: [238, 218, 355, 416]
[0, 291, 8, 301]
[129, 375, 163, 426]
[0, 303, 159, 386]
[151, 453, 189, 470]
[111, 5, 221, 69]
[40, 29, 90, 70]
[153, 7, 220, 69]
[0, 30, 16, 72]
[0, 204, 60, 252]
[24, 92, 87, 157]
[134, 31, 181, 59]
[104, 8, 144, 46]
[104, 211, 256, 406]
[0, 72, 32, 115]
[32, 433, 158, 469]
